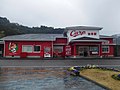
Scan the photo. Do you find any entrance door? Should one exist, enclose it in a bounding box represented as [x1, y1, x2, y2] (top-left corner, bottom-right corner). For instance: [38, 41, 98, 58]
[78, 46, 89, 57]
[79, 47, 84, 56]
[84, 47, 89, 57]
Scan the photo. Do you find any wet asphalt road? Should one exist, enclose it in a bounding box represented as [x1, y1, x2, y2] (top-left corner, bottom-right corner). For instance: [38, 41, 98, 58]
[0, 59, 120, 67]
[0, 67, 106, 90]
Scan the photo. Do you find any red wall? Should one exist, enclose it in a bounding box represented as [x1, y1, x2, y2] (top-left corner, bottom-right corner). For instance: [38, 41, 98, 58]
[101, 38, 114, 56]
[5, 41, 52, 57]
[53, 38, 67, 44]
[4, 37, 114, 58]
[109, 46, 114, 56]
[100, 38, 113, 44]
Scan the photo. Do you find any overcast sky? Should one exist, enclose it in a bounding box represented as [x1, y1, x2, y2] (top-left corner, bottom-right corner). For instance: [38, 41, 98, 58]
[0, 0, 120, 35]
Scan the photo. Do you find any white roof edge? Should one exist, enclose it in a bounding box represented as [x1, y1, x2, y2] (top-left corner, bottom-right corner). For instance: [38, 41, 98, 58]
[65, 26, 103, 30]
[70, 40, 105, 42]
[2, 39, 55, 41]
[102, 44, 116, 45]
[100, 36, 113, 38]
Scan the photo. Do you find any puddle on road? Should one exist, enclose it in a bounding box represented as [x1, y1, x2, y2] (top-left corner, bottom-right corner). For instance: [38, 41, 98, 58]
[0, 67, 106, 90]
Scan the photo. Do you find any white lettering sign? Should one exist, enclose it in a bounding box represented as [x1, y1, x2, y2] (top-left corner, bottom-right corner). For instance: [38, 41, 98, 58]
[67, 30, 99, 42]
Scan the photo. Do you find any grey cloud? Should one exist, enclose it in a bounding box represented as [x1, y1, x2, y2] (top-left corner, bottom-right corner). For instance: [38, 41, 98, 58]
[0, 0, 120, 35]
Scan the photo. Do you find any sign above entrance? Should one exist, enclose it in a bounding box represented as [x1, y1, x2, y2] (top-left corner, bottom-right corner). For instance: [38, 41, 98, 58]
[67, 30, 100, 42]
[70, 31, 86, 37]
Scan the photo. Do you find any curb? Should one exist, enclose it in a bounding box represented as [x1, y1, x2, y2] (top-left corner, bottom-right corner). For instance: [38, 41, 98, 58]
[1, 57, 120, 60]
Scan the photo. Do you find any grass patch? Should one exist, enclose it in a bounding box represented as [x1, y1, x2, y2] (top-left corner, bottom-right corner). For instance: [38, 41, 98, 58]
[80, 69, 120, 90]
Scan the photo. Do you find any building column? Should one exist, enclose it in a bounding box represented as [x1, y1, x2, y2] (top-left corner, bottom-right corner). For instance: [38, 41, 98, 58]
[99, 44, 102, 57]
[52, 41, 53, 58]
[73, 45, 76, 58]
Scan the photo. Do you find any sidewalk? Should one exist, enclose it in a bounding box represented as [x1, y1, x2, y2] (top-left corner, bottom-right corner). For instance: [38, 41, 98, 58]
[1, 56, 120, 60]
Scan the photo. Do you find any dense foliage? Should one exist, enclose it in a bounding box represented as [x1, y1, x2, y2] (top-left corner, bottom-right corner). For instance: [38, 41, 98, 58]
[0, 17, 64, 38]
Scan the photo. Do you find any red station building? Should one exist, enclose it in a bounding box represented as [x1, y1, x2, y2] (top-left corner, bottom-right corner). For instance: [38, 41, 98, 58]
[1, 26, 115, 58]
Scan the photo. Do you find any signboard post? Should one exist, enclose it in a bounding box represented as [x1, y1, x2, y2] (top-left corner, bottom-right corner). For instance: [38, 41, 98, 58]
[44, 47, 51, 58]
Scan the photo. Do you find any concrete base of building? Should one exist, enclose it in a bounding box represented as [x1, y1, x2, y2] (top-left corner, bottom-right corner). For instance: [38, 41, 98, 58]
[27, 56, 41, 58]
[5, 56, 20, 58]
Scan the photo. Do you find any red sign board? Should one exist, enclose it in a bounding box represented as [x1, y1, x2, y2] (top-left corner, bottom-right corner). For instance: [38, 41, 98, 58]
[8, 42, 18, 55]
[65, 45, 71, 56]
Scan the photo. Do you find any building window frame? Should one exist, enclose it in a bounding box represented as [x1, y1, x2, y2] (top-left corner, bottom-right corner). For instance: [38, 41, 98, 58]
[22, 45, 33, 53]
[53, 45, 63, 53]
[33, 45, 41, 53]
[22, 45, 41, 53]
[89, 46, 99, 54]
[90, 46, 98, 52]
[102, 46, 109, 53]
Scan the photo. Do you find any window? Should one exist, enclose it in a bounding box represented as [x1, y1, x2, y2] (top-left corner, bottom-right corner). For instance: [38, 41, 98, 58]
[22, 45, 32, 52]
[22, 45, 41, 53]
[34, 46, 40, 52]
[44, 47, 50, 53]
[102, 46, 109, 53]
[90, 46, 98, 52]
[53, 46, 63, 53]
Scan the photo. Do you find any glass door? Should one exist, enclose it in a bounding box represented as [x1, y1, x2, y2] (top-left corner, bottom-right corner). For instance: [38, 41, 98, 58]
[83, 47, 89, 57]
[78, 46, 84, 56]
[77, 46, 89, 57]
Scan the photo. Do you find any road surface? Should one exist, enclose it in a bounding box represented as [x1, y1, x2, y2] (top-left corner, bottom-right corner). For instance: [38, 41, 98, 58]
[0, 59, 120, 67]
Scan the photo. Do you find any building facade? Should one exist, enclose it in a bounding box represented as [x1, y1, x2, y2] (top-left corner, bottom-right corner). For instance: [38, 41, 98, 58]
[1, 26, 115, 58]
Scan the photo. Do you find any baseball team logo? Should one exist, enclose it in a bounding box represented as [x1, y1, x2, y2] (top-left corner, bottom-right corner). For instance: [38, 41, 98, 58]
[9, 42, 18, 53]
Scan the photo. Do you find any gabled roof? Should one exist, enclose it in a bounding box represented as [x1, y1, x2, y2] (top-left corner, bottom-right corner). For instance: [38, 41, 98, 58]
[65, 26, 103, 30]
[1, 34, 65, 41]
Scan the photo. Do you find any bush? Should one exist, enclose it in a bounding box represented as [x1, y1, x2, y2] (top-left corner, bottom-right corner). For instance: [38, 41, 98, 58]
[112, 74, 120, 80]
